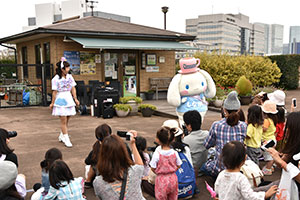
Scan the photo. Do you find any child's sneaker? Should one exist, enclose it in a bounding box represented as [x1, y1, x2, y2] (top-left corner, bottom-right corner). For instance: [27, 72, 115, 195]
[58, 132, 65, 143]
[262, 166, 272, 176]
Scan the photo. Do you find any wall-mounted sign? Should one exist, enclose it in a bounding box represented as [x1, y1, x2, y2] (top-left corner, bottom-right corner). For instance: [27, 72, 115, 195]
[159, 56, 165, 63]
[141, 53, 146, 69]
[64, 51, 80, 75]
[146, 66, 159, 72]
[146, 54, 156, 66]
[95, 54, 101, 63]
[125, 65, 135, 75]
[80, 52, 96, 75]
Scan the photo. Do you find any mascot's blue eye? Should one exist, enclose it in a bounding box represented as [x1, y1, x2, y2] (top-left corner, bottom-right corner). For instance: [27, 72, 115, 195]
[185, 85, 189, 90]
[202, 82, 204, 86]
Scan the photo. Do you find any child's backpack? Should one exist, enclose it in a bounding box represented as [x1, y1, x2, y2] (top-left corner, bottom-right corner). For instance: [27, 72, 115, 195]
[176, 152, 197, 198]
[240, 159, 263, 188]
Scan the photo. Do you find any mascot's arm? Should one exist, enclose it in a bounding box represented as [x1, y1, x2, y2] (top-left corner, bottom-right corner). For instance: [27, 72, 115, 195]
[167, 74, 182, 107]
[200, 69, 216, 99]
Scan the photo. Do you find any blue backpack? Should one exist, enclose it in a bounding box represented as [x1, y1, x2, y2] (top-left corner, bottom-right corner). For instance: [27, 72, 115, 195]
[176, 152, 197, 198]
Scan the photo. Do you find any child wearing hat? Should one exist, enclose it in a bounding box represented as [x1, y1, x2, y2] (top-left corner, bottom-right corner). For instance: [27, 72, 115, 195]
[261, 100, 278, 175]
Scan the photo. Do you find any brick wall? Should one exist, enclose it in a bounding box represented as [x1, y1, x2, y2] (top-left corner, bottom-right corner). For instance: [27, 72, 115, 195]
[16, 36, 176, 95]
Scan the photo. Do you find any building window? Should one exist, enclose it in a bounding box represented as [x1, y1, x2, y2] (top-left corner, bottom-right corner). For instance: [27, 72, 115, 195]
[44, 43, 51, 78]
[35, 44, 41, 78]
[21, 47, 28, 78]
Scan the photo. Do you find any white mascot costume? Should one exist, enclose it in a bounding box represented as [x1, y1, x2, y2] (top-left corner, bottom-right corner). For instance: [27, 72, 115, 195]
[167, 57, 216, 126]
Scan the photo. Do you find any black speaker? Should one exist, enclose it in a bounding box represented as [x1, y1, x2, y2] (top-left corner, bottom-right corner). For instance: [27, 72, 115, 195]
[102, 101, 114, 119]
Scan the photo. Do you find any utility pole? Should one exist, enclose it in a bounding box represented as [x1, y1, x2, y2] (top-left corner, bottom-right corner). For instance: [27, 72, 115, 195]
[86, 0, 98, 16]
[161, 6, 169, 30]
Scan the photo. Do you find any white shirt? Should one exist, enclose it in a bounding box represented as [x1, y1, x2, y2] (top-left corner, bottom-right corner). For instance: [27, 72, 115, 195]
[215, 170, 265, 200]
[149, 148, 182, 169]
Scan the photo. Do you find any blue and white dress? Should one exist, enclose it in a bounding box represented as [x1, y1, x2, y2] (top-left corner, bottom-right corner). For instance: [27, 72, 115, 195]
[51, 74, 76, 116]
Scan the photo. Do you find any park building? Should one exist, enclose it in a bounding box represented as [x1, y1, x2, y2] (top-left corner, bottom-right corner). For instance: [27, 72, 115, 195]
[186, 13, 265, 55]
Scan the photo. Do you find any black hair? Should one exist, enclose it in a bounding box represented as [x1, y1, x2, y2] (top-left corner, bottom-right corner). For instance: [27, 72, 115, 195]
[157, 127, 176, 146]
[237, 109, 245, 122]
[40, 148, 62, 172]
[225, 109, 240, 126]
[2, 184, 22, 199]
[0, 128, 14, 156]
[262, 93, 269, 103]
[91, 124, 112, 164]
[55, 61, 70, 79]
[135, 136, 147, 165]
[183, 110, 202, 131]
[221, 141, 246, 170]
[247, 105, 264, 127]
[277, 106, 285, 123]
[171, 134, 189, 153]
[264, 112, 278, 126]
[282, 112, 300, 156]
[49, 160, 74, 190]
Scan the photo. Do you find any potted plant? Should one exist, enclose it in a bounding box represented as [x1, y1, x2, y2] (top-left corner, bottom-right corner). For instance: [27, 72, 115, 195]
[212, 85, 226, 108]
[113, 104, 132, 117]
[138, 104, 157, 117]
[236, 76, 253, 105]
[119, 96, 143, 115]
[145, 90, 155, 100]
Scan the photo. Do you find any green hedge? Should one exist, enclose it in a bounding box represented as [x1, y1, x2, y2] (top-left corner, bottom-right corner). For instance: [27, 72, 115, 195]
[268, 55, 300, 90]
[0, 58, 15, 78]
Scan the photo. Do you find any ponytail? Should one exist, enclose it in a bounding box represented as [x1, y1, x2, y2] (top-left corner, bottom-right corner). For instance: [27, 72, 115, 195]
[157, 127, 175, 146]
[226, 110, 240, 126]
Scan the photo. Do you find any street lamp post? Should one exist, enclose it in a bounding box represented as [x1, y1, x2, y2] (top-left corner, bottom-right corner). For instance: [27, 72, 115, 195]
[161, 6, 169, 30]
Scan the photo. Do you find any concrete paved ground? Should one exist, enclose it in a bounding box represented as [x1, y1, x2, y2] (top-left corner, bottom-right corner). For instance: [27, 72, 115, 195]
[1, 88, 299, 199]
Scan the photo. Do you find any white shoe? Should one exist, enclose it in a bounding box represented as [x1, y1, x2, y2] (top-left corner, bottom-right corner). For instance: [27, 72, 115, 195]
[58, 132, 65, 143]
[63, 134, 72, 148]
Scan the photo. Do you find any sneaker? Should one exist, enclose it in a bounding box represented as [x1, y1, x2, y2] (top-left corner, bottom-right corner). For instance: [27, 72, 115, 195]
[262, 167, 272, 176]
[84, 181, 93, 189]
[63, 134, 72, 148]
[58, 132, 65, 143]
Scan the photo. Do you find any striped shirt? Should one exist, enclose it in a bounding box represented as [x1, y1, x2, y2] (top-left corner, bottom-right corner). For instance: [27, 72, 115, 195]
[203, 118, 247, 177]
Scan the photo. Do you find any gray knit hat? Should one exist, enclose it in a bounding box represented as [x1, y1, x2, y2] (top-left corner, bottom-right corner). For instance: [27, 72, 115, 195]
[223, 91, 241, 110]
[0, 161, 18, 190]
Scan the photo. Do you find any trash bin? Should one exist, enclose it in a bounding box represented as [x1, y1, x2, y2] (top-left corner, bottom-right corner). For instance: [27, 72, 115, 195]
[102, 100, 114, 119]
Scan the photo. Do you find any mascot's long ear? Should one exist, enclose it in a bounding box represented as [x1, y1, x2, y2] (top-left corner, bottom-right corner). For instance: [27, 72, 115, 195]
[199, 69, 216, 98]
[167, 74, 182, 107]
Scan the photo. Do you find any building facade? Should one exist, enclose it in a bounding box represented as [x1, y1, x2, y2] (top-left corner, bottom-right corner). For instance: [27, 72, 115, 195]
[186, 13, 265, 55]
[254, 23, 283, 55]
[289, 26, 300, 54]
[23, 0, 130, 32]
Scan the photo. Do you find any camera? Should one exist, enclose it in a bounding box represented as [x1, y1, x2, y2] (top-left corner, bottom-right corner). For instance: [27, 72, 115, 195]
[7, 131, 17, 138]
[117, 131, 133, 141]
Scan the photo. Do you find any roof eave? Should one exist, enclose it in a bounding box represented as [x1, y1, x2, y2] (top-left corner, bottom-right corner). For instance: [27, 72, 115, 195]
[0, 28, 195, 44]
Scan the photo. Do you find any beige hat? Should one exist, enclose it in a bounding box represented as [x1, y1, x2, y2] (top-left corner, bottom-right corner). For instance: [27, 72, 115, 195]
[268, 90, 286, 106]
[0, 161, 18, 190]
[162, 120, 183, 137]
[262, 100, 278, 114]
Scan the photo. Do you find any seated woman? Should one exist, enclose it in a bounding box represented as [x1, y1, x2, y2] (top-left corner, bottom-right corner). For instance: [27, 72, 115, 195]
[93, 131, 145, 200]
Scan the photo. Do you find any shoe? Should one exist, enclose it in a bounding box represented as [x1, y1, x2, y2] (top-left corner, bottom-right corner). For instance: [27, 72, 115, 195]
[262, 166, 272, 176]
[58, 132, 65, 143]
[84, 181, 93, 189]
[63, 134, 72, 148]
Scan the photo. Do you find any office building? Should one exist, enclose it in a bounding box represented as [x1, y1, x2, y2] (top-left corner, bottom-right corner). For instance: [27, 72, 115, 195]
[186, 13, 265, 55]
[23, 0, 130, 32]
[289, 26, 300, 54]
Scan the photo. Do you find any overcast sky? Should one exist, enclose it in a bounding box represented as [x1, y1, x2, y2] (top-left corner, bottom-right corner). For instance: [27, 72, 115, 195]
[0, 0, 300, 44]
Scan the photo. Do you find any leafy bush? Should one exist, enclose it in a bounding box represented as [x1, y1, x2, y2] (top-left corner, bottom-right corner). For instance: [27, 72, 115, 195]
[194, 52, 281, 87]
[268, 55, 300, 90]
[119, 96, 142, 104]
[113, 104, 132, 111]
[138, 104, 157, 110]
[0, 58, 16, 79]
[236, 76, 253, 96]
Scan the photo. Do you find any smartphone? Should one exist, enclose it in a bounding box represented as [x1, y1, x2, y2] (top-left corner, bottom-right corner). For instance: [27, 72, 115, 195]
[292, 98, 297, 108]
[261, 140, 275, 151]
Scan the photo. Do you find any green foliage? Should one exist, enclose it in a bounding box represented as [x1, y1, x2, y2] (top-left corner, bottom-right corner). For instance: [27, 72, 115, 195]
[194, 52, 281, 88]
[138, 104, 157, 110]
[236, 76, 253, 96]
[113, 104, 132, 111]
[252, 86, 278, 96]
[268, 55, 300, 90]
[119, 96, 142, 104]
[0, 58, 16, 78]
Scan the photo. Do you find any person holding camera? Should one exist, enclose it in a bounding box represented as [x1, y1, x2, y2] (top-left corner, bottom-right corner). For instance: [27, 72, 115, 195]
[50, 57, 80, 148]
[93, 131, 145, 200]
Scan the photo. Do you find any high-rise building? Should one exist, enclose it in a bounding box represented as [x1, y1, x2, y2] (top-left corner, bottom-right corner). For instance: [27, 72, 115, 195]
[186, 13, 265, 55]
[22, 0, 130, 32]
[283, 43, 289, 55]
[289, 26, 300, 54]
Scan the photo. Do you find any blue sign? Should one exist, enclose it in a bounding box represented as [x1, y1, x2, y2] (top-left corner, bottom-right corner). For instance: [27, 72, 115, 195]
[64, 51, 80, 75]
